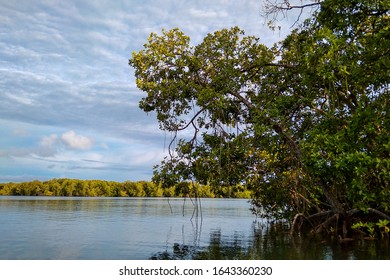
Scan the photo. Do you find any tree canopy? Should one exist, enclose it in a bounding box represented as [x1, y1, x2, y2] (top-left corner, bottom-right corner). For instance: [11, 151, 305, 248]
[129, 0, 390, 238]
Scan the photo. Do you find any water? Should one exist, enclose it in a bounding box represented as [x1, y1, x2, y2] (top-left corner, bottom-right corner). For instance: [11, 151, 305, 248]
[0, 196, 389, 259]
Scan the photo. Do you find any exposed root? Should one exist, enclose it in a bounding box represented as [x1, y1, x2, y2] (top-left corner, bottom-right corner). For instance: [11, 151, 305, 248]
[289, 208, 390, 237]
[368, 208, 390, 221]
[290, 210, 333, 235]
[290, 213, 305, 235]
[313, 214, 339, 234]
[307, 210, 333, 220]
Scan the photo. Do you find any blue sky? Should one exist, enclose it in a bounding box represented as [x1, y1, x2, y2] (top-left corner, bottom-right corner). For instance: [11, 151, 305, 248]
[0, 0, 309, 182]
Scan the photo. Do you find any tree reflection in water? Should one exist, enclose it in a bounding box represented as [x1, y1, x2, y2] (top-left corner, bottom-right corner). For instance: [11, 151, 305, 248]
[150, 222, 390, 260]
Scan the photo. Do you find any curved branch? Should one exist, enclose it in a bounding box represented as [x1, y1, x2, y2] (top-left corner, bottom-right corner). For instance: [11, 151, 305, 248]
[264, 0, 321, 13]
[263, 1, 322, 28]
[345, 208, 390, 221]
[313, 213, 338, 234]
[307, 210, 332, 220]
[176, 108, 207, 131]
[290, 213, 305, 235]
[168, 131, 178, 158]
[279, 2, 321, 11]
[290, 210, 329, 235]
[368, 208, 390, 221]
[228, 91, 253, 111]
[229, 90, 302, 161]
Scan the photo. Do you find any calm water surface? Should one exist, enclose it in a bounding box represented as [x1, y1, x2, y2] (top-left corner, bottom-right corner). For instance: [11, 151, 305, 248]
[0, 196, 388, 259]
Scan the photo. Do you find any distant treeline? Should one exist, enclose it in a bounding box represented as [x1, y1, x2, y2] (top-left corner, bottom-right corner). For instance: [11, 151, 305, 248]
[0, 178, 252, 198]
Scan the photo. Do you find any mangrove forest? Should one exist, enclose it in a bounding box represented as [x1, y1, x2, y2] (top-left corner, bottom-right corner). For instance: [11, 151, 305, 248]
[0, 179, 251, 198]
[129, 0, 390, 241]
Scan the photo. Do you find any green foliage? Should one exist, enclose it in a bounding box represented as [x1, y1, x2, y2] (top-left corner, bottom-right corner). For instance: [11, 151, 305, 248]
[0, 179, 251, 199]
[129, 0, 390, 233]
[352, 219, 390, 238]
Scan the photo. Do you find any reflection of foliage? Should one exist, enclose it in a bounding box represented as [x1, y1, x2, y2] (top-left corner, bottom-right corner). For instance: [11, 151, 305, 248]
[150, 223, 390, 260]
[150, 229, 259, 260]
[195, 230, 253, 260]
[150, 243, 193, 260]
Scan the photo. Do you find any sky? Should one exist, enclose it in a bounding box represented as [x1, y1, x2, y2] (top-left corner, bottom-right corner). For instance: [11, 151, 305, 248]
[0, 0, 311, 183]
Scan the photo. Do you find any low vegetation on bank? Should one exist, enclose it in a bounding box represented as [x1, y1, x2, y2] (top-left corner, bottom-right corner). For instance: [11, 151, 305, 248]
[0, 179, 252, 199]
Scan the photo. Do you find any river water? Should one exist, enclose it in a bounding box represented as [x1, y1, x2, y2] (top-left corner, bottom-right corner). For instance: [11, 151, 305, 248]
[0, 196, 388, 259]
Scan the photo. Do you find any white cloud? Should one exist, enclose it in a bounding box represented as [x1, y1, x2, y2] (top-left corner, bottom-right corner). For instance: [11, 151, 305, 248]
[60, 130, 93, 150]
[40, 134, 59, 147]
[38, 131, 93, 153]
[188, 8, 228, 20]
